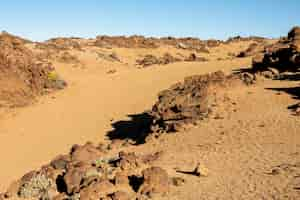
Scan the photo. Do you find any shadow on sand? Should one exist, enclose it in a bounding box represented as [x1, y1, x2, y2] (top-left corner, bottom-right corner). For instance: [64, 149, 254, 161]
[266, 86, 300, 112]
[106, 112, 154, 145]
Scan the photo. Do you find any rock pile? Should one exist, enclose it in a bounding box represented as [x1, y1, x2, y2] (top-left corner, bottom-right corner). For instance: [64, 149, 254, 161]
[0, 32, 66, 107]
[136, 53, 182, 67]
[94, 35, 217, 51]
[226, 36, 266, 43]
[1, 143, 171, 200]
[149, 71, 252, 132]
[237, 42, 266, 57]
[252, 27, 300, 76]
[95, 35, 159, 49]
[45, 37, 83, 51]
[137, 53, 209, 67]
[184, 53, 208, 62]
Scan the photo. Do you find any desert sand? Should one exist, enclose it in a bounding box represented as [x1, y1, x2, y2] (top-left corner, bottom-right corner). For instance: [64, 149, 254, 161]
[0, 32, 299, 199]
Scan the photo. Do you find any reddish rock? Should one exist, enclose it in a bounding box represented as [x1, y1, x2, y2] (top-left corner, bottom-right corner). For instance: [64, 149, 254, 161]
[71, 142, 104, 163]
[139, 167, 169, 197]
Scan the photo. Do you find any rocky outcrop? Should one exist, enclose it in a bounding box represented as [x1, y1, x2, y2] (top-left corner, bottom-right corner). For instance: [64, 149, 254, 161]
[0, 32, 66, 108]
[136, 53, 182, 67]
[149, 71, 252, 132]
[252, 27, 300, 75]
[2, 142, 169, 200]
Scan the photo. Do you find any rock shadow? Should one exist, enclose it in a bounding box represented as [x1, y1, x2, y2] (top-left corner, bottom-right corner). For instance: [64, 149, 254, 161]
[266, 86, 300, 113]
[107, 112, 153, 145]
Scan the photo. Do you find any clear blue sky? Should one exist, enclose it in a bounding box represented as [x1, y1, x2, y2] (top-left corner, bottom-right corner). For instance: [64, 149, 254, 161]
[0, 0, 299, 41]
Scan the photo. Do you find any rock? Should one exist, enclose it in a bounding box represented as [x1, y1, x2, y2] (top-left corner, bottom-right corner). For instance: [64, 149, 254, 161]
[184, 53, 208, 62]
[252, 26, 300, 73]
[136, 53, 181, 67]
[117, 152, 141, 171]
[71, 142, 104, 163]
[50, 155, 70, 170]
[115, 172, 130, 187]
[111, 191, 131, 200]
[141, 151, 163, 164]
[170, 177, 185, 186]
[150, 71, 248, 133]
[64, 165, 86, 194]
[267, 67, 280, 78]
[0, 32, 66, 108]
[80, 180, 115, 200]
[136, 54, 159, 67]
[240, 72, 256, 85]
[237, 42, 265, 57]
[177, 42, 188, 49]
[138, 167, 169, 196]
[261, 70, 275, 79]
[53, 193, 70, 200]
[194, 163, 209, 177]
[63, 161, 99, 194]
[109, 52, 121, 62]
[18, 174, 54, 199]
[252, 53, 265, 67]
[288, 26, 300, 40]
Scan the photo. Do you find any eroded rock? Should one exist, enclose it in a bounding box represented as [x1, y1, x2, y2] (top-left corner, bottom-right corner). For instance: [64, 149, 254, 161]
[139, 167, 169, 197]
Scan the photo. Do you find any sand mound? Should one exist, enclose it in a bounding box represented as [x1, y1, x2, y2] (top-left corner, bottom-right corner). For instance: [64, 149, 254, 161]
[0, 33, 66, 108]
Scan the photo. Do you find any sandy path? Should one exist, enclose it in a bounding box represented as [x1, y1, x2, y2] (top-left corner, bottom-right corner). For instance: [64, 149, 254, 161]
[0, 59, 251, 191]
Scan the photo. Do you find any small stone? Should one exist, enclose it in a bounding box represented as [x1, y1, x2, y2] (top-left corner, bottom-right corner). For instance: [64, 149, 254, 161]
[111, 191, 131, 200]
[170, 177, 185, 186]
[195, 163, 209, 177]
[267, 67, 280, 77]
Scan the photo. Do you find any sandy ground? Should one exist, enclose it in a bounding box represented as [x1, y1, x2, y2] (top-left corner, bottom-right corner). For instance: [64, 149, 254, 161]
[0, 41, 299, 199]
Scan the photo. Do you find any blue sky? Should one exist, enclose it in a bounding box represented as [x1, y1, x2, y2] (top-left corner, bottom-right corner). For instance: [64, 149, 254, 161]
[0, 0, 299, 41]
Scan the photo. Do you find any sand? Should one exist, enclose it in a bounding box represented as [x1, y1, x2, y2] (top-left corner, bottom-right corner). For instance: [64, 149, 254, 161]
[0, 40, 299, 199]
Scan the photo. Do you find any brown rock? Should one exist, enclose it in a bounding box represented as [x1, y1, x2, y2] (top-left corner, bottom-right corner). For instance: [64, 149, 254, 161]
[64, 163, 90, 194]
[50, 154, 70, 170]
[117, 152, 141, 171]
[80, 180, 115, 200]
[150, 71, 246, 132]
[115, 172, 129, 187]
[53, 193, 69, 200]
[170, 177, 185, 186]
[184, 53, 208, 62]
[138, 167, 169, 196]
[111, 191, 131, 200]
[71, 142, 104, 163]
[0, 32, 65, 108]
